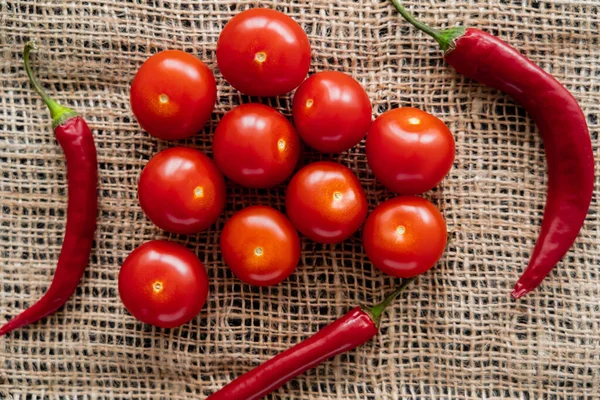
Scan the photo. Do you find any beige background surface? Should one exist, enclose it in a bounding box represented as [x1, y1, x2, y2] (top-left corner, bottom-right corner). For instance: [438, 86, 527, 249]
[1, 0, 599, 398]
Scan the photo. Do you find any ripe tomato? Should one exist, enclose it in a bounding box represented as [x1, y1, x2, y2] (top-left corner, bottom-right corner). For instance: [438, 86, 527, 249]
[138, 147, 226, 234]
[212, 103, 300, 188]
[130, 50, 216, 140]
[285, 162, 368, 244]
[216, 8, 311, 97]
[118, 240, 209, 329]
[366, 107, 455, 194]
[220, 206, 300, 286]
[292, 71, 372, 153]
[363, 196, 447, 278]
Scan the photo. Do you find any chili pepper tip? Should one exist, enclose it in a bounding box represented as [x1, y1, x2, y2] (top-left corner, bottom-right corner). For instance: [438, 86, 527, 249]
[511, 285, 529, 299]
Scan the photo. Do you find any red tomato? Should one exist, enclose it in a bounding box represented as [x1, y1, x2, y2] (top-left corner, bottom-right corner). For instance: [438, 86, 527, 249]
[212, 103, 300, 188]
[292, 71, 372, 153]
[138, 147, 226, 234]
[130, 50, 216, 140]
[366, 107, 455, 194]
[220, 206, 300, 286]
[216, 8, 311, 97]
[286, 162, 368, 244]
[118, 240, 209, 328]
[363, 196, 447, 278]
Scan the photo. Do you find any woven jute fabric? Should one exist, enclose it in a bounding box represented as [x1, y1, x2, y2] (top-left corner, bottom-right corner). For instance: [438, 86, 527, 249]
[1, 0, 599, 398]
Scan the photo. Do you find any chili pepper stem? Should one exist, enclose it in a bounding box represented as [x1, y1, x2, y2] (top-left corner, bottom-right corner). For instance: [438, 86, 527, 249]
[365, 276, 417, 327]
[24, 41, 77, 129]
[389, 0, 465, 52]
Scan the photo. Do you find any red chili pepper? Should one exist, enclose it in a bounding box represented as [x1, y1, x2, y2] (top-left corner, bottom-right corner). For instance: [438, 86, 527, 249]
[390, 1, 594, 298]
[207, 278, 415, 400]
[0, 42, 98, 336]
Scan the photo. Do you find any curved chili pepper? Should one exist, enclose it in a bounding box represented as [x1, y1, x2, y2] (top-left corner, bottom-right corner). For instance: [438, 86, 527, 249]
[390, 1, 594, 298]
[0, 42, 98, 336]
[207, 278, 415, 400]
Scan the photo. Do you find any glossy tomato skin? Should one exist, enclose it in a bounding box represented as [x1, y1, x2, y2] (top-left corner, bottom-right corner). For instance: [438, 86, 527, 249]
[366, 107, 455, 194]
[138, 147, 226, 234]
[216, 8, 311, 97]
[212, 103, 300, 188]
[220, 206, 300, 286]
[292, 71, 372, 153]
[363, 196, 447, 278]
[286, 162, 368, 244]
[118, 240, 209, 328]
[130, 50, 217, 140]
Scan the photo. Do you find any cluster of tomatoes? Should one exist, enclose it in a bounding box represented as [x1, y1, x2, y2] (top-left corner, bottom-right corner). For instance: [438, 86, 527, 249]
[119, 8, 455, 329]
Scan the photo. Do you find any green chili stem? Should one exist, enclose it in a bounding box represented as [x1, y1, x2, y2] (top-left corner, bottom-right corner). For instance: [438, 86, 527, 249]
[24, 41, 77, 128]
[389, 0, 465, 52]
[367, 276, 417, 326]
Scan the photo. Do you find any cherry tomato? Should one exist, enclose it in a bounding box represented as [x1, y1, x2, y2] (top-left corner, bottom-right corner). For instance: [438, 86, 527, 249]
[118, 240, 209, 329]
[212, 103, 300, 188]
[138, 147, 226, 234]
[220, 206, 300, 286]
[130, 50, 216, 140]
[292, 71, 372, 153]
[366, 107, 455, 194]
[285, 162, 368, 244]
[363, 196, 447, 278]
[216, 8, 311, 97]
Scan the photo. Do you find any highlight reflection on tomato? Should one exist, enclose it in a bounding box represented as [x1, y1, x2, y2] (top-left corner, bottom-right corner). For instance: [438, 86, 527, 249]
[118, 240, 209, 329]
[130, 50, 217, 140]
[292, 71, 372, 153]
[138, 147, 226, 234]
[212, 103, 300, 188]
[285, 162, 368, 244]
[220, 206, 300, 286]
[216, 8, 311, 97]
[362, 196, 447, 278]
[366, 107, 455, 194]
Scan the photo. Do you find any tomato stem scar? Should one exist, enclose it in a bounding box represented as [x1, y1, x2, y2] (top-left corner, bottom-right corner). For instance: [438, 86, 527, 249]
[153, 281, 164, 293]
[277, 139, 286, 151]
[254, 52, 267, 63]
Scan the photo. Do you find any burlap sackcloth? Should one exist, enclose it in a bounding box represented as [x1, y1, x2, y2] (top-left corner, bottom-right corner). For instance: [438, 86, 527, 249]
[1, 0, 599, 398]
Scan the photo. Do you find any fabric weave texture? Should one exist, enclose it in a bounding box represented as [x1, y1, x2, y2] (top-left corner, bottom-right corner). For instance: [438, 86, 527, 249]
[1, 0, 599, 398]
